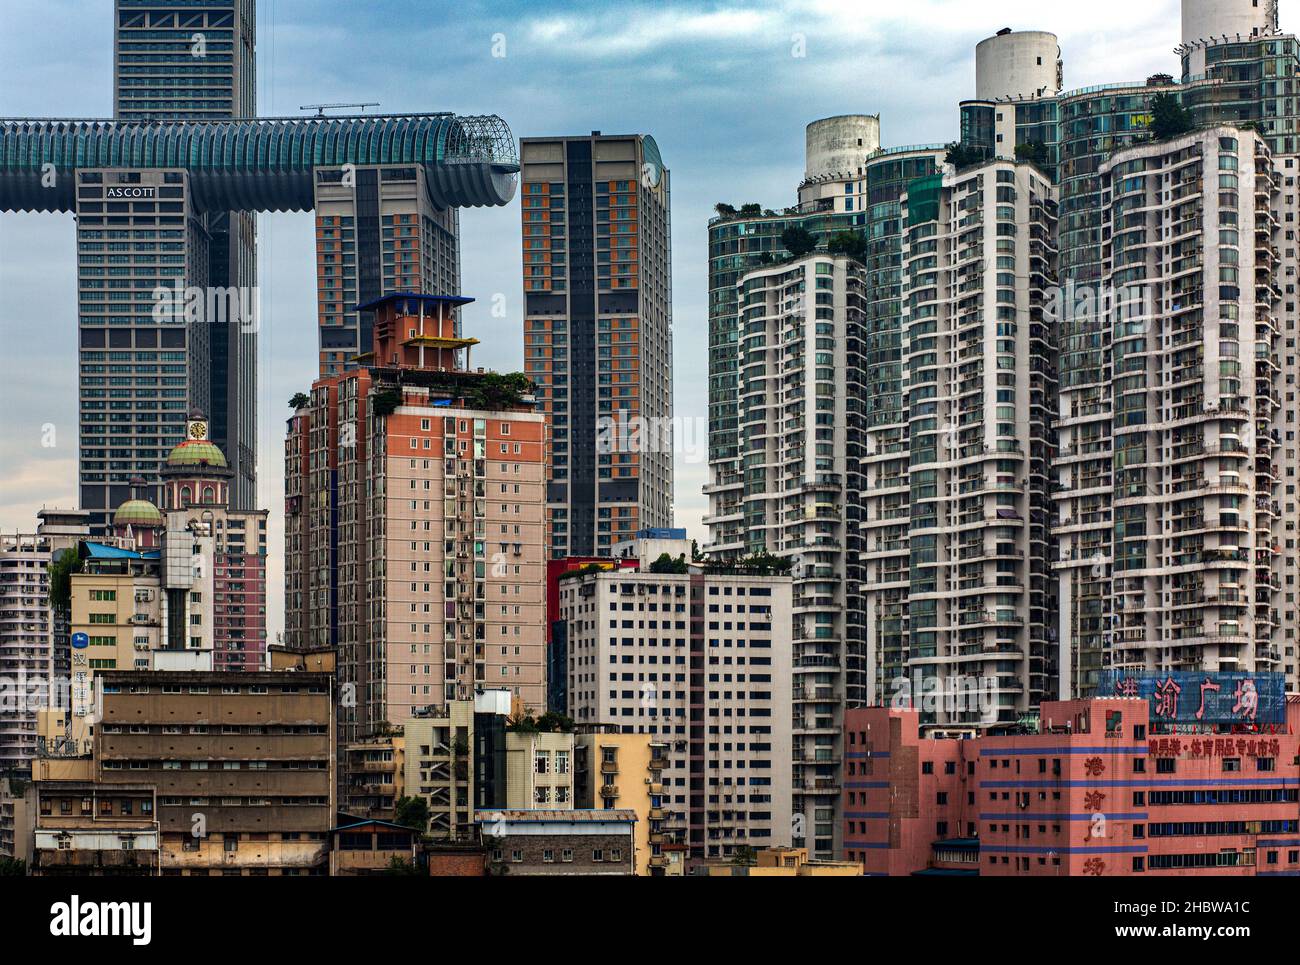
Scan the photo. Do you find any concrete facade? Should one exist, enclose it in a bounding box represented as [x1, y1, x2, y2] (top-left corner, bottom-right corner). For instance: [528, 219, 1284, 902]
[561, 540, 794, 861]
[844, 696, 1300, 876]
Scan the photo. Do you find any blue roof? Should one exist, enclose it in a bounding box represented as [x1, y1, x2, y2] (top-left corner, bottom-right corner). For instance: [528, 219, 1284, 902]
[355, 292, 475, 312]
[82, 542, 159, 561]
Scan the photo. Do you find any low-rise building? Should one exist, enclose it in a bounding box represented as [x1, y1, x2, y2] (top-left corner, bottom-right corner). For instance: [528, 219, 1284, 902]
[505, 730, 575, 808]
[402, 689, 513, 840]
[844, 688, 1300, 876]
[574, 728, 667, 874]
[31, 779, 159, 876]
[477, 808, 637, 875]
[329, 818, 419, 876]
[695, 847, 862, 877]
[31, 669, 335, 876]
[341, 734, 404, 820]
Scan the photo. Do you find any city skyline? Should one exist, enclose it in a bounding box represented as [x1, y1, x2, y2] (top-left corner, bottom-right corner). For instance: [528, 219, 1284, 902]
[1, 0, 1212, 645]
[3, 0, 1300, 895]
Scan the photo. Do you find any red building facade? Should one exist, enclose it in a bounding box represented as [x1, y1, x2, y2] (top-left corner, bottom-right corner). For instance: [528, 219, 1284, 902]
[845, 697, 1300, 876]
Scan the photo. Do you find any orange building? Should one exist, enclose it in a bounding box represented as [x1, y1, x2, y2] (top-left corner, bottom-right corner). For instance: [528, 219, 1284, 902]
[520, 134, 674, 558]
[285, 294, 548, 801]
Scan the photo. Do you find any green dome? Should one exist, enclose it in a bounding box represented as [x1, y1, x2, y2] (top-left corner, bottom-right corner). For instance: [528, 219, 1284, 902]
[166, 440, 228, 468]
[113, 498, 164, 528]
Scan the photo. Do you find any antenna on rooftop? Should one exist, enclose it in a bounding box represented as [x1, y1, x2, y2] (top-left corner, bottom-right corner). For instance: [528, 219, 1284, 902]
[299, 102, 380, 116]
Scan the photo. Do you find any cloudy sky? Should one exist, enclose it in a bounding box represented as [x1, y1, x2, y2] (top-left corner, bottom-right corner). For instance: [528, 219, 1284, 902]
[0, 0, 1248, 638]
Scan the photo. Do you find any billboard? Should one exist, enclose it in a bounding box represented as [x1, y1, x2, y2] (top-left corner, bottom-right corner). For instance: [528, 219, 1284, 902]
[1097, 670, 1286, 727]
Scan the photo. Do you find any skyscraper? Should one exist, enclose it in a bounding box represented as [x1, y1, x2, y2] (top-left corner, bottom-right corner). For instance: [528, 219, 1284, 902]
[970, 8, 1300, 694]
[732, 252, 866, 858]
[520, 133, 674, 558]
[284, 294, 547, 765]
[110, 0, 259, 514]
[880, 160, 1059, 729]
[1078, 127, 1285, 680]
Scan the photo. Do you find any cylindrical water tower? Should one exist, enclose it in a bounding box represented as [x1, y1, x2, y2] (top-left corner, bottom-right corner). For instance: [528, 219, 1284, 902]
[803, 115, 881, 182]
[975, 28, 1061, 101]
[1180, 0, 1278, 78]
[1182, 0, 1277, 46]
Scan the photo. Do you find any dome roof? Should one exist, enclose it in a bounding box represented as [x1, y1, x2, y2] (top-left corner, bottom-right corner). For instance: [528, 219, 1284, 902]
[113, 498, 164, 528]
[166, 439, 228, 468]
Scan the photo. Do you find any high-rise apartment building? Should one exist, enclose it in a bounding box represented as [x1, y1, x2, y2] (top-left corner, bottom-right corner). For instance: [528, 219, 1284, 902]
[1061, 127, 1285, 680]
[284, 294, 547, 771]
[732, 253, 866, 857]
[560, 536, 794, 862]
[869, 161, 1059, 729]
[957, 9, 1300, 694]
[0, 510, 93, 775]
[314, 164, 461, 376]
[706, 117, 944, 558]
[520, 133, 674, 557]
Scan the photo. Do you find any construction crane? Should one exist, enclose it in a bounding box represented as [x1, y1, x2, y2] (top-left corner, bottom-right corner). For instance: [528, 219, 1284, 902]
[299, 102, 379, 116]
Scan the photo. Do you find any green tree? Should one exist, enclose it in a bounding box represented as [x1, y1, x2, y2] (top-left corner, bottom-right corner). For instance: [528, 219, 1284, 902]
[713, 202, 737, 219]
[47, 549, 80, 611]
[738, 203, 763, 217]
[394, 795, 430, 832]
[463, 372, 535, 410]
[289, 391, 310, 410]
[1149, 92, 1194, 140]
[0, 857, 26, 876]
[1014, 141, 1049, 166]
[649, 552, 688, 574]
[826, 230, 868, 263]
[780, 225, 817, 259]
[945, 141, 991, 170]
[507, 711, 575, 734]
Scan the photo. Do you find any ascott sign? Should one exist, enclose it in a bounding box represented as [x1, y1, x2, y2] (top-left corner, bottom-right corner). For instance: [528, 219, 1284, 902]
[1097, 670, 1286, 727]
[105, 186, 156, 199]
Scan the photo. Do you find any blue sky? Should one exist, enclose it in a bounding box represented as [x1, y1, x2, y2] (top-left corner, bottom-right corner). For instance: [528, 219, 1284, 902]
[0, 0, 1218, 637]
